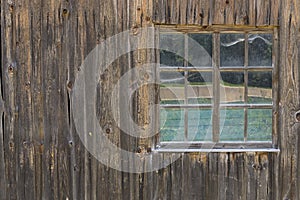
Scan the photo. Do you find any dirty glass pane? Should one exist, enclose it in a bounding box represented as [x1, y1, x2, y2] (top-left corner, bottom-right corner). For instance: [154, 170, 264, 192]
[247, 109, 272, 141]
[220, 71, 245, 104]
[187, 71, 213, 104]
[188, 33, 212, 67]
[160, 71, 185, 104]
[160, 33, 184, 66]
[248, 71, 272, 104]
[188, 109, 212, 141]
[220, 108, 244, 141]
[249, 34, 273, 66]
[220, 34, 245, 66]
[160, 108, 185, 141]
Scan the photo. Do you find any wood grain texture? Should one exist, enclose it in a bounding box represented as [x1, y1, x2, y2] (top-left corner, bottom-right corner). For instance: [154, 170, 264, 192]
[0, 0, 299, 199]
[153, 0, 280, 26]
[278, 0, 300, 199]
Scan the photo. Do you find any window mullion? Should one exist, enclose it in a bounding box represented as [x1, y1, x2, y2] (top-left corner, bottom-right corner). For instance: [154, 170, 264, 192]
[213, 33, 220, 142]
[184, 34, 188, 141]
[244, 33, 249, 142]
[272, 28, 279, 147]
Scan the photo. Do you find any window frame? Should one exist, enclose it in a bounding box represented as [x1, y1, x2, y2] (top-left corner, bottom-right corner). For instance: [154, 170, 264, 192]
[155, 25, 279, 152]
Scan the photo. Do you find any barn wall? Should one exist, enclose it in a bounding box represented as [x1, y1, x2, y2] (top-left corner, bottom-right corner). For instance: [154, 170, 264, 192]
[0, 0, 299, 200]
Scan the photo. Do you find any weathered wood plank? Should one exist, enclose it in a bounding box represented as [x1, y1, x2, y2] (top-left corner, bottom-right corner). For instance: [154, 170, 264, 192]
[270, 0, 279, 26]
[234, 0, 248, 25]
[213, 0, 235, 25]
[16, 0, 37, 198]
[179, 0, 187, 24]
[248, 0, 256, 26]
[0, 2, 6, 197]
[278, 0, 300, 199]
[0, 0, 299, 200]
[256, 0, 271, 26]
[2, 0, 19, 199]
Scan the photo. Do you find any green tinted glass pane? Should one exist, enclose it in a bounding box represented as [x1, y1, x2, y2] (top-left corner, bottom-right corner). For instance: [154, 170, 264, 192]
[160, 108, 184, 141]
[220, 109, 244, 141]
[188, 109, 212, 141]
[160, 33, 184, 66]
[247, 109, 272, 141]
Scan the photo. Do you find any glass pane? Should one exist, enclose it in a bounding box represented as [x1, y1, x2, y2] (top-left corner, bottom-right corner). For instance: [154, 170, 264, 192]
[249, 33, 272, 66]
[220, 34, 245, 66]
[187, 71, 213, 104]
[220, 72, 245, 104]
[160, 108, 185, 141]
[247, 109, 272, 141]
[160, 33, 184, 66]
[160, 71, 185, 104]
[188, 34, 212, 67]
[188, 109, 212, 141]
[220, 108, 244, 141]
[248, 71, 272, 104]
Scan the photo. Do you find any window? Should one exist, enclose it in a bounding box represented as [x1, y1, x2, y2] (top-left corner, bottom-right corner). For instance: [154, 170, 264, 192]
[157, 27, 278, 151]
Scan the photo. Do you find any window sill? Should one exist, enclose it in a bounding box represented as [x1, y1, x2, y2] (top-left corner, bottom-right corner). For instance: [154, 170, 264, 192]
[154, 142, 280, 153]
[154, 148, 280, 153]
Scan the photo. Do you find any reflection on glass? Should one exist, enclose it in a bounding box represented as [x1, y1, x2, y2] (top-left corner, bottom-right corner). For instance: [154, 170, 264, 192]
[247, 109, 272, 141]
[188, 109, 212, 141]
[160, 33, 184, 66]
[187, 71, 213, 104]
[249, 34, 272, 66]
[220, 109, 244, 141]
[188, 34, 212, 67]
[160, 71, 185, 104]
[220, 34, 245, 66]
[220, 71, 245, 104]
[248, 71, 272, 104]
[160, 108, 184, 141]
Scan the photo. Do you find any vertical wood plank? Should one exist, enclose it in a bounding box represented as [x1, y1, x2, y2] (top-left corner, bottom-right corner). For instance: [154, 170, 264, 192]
[256, 0, 270, 26]
[213, 0, 235, 25]
[278, 0, 300, 199]
[234, 0, 249, 25]
[270, 0, 279, 26]
[2, 0, 19, 199]
[0, 2, 6, 197]
[248, 0, 256, 26]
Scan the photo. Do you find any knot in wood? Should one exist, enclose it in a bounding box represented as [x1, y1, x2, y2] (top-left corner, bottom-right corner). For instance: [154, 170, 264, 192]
[295, 110, 300, 122]
[8, 64, 15, 74]
[67, 81, 73, 90]
[63, 8, 69, 15]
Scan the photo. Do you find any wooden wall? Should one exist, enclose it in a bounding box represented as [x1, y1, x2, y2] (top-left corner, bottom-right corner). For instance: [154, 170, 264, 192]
[0, 0, 299, 199]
